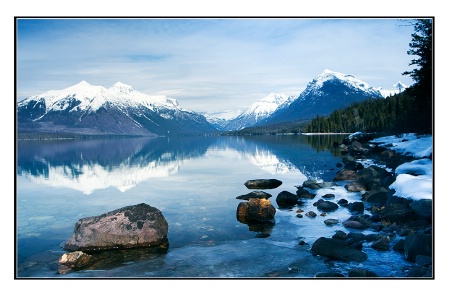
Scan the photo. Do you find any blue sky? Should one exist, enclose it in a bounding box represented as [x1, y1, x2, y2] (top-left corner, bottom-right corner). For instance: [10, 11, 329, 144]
[16, 17, 417, 113]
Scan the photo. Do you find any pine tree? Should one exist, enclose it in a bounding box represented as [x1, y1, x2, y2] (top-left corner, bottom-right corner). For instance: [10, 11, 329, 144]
[402, 18, 433, 133]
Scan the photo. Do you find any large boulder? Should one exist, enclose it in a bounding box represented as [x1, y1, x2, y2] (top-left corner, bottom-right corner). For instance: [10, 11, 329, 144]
[244, 179, 282, 189]
[311, 237, 368, 262]
[64, 203, 169, 252]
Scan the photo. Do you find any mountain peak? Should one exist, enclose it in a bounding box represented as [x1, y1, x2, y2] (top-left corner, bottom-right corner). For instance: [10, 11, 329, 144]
[110, 82, 135, 93]
[75, 80, 91, 86]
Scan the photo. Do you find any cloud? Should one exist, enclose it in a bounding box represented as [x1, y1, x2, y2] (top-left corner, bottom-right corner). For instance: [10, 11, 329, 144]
[16, 18, 416, 112]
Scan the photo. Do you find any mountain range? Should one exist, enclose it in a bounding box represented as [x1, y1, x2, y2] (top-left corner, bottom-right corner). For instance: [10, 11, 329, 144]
[17, 81, 216, 136]
[16, 69, 408, 136]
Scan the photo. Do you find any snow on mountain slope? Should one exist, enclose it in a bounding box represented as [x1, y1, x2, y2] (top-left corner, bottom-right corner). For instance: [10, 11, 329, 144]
[376, 81, 408, 98]
[262, 69, 385, 125]
[17, 81, 216, 136]
[224, 93, 296, 131]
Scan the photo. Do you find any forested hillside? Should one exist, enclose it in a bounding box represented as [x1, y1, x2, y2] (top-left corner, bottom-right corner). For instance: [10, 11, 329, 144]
[304, 91, 416, 134]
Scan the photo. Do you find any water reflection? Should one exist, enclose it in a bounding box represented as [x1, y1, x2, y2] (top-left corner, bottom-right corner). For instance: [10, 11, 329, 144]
[17, 134, 345, 194]
[17, 137, 214, 194]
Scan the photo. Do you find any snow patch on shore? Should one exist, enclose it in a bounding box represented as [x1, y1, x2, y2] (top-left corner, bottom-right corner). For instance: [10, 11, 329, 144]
[370, 133, 433, 200]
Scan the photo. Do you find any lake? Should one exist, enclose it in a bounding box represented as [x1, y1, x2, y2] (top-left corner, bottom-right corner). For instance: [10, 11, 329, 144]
[16, 134, 412, 278]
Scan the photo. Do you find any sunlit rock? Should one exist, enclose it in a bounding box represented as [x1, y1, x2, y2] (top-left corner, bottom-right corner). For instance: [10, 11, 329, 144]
[58, 251, 93, 274]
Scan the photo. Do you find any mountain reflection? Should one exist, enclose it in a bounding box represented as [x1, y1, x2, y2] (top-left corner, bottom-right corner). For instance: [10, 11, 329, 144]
[17, 134, 345, 194]
[17, 137, 214, 194]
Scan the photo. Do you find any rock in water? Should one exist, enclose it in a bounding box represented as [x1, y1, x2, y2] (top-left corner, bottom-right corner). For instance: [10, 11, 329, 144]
[311, 237, 368, 262]
[244, 179, 282, 189]
[236, 191, 272, 200]
[64, 203, 168, 252]
[58, 251, 93, 274]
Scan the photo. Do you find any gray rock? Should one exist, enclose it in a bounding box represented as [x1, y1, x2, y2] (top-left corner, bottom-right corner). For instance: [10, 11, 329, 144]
[305, 211, 317, 218]
[404, 233, 432, 262]
[371, 236, 391, 251]
[64, 203, 168, 252]
[415, 255, 432, 266]
[346, 201, 365, 212]
[322, 193, 336, 199]
[58, 251, 93, 274]
[311, 237, 368, 262]
[378, 203, 420, 225]
[236, 191, 272, 200]
[362, 191, 388, 204]
[348, 268, 378, 277]
[296, 187, 316, 199]
[345, 181, 366, 192]
[409, 199, 432, 222]
[332, 230, 347, 239]
[343, 220, 369, 230]
[315, 272, 345, 278]
[315, 200, 339, 212]
[324, 219, 339, 226]
[333, 169, 358, 181]
[302, 180, 337, 190]
[276, 191, 299, 208]
[244, 179, 282, 189]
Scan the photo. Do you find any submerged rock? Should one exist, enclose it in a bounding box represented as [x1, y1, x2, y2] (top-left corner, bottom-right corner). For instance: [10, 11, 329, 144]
[348, 268, 378, 277]
[296, 187, 316, 199]
[303, 180, 337, 190]
[64, 203, 169, 252]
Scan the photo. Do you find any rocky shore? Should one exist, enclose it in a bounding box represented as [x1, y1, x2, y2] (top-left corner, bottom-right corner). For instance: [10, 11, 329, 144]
[277, 133, 432, 278]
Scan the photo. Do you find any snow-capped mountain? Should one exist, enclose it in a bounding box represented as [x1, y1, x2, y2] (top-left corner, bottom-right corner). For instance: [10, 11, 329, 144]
[203, 109, 244, 130]
[223, 93, 296, 131]
[376, 81, 408, 98]
[17, 81, 217, 136]
[261, 69, 385, 125]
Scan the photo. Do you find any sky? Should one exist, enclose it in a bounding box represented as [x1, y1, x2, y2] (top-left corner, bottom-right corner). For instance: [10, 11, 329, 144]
[16, 17, 419, 114]
[5, 0, 448, 293]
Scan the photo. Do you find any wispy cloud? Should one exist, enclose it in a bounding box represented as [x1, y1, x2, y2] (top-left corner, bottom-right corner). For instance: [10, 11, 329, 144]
[16, 17, 416, 112]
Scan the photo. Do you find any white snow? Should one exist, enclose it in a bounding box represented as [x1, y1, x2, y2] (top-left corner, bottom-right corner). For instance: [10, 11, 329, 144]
[370, 133, 432, 158]
[311, 69, 381, 96]
[370, 133, 433, 200]
[376, 81, 408, 98]
[18, 81, 191, 115]
[241, 93, 293, 120]
[223, 93, 297, 130]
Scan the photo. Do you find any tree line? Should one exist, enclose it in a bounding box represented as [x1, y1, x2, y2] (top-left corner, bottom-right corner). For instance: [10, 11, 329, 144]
[304, 91, 417, 134]
[305, 18, 432, 135]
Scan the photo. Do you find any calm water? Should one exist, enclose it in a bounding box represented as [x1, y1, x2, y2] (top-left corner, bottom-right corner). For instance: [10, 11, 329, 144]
[16, 135, 412, 278]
